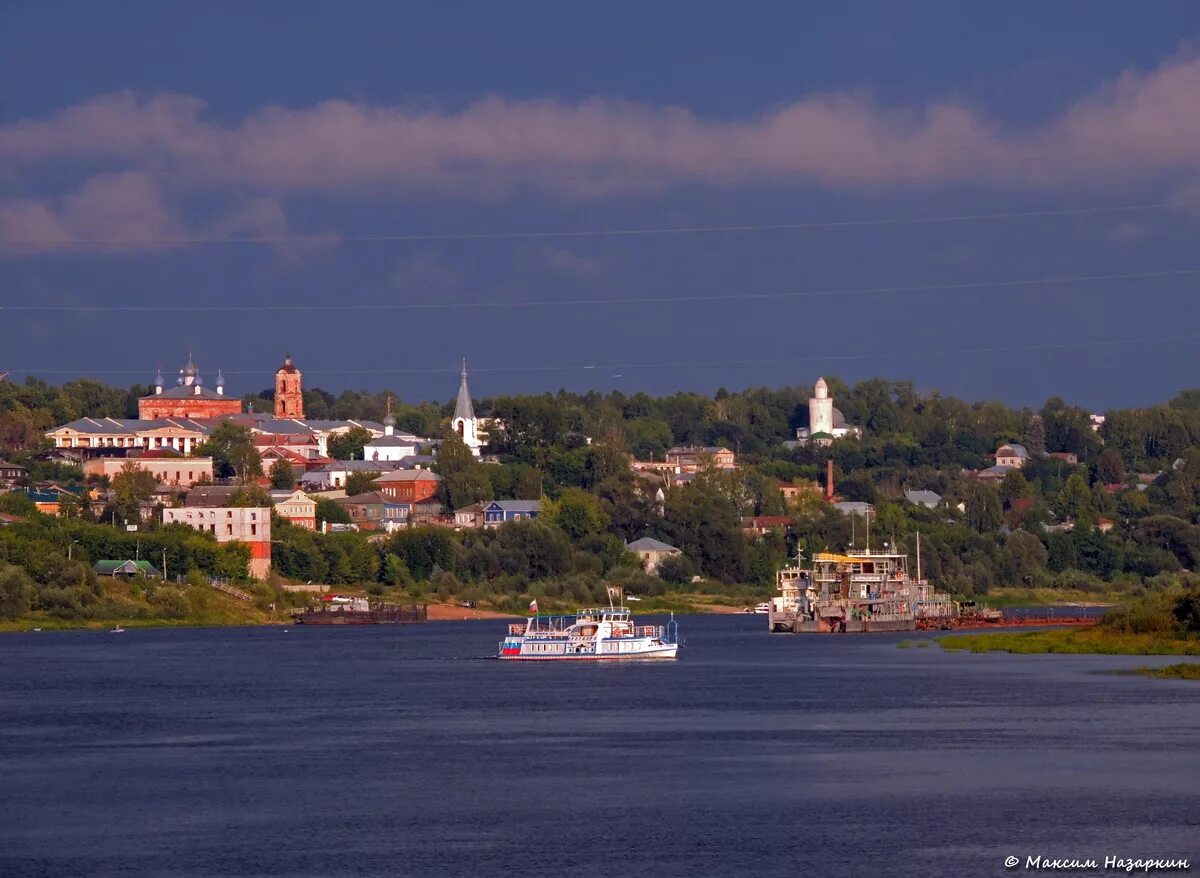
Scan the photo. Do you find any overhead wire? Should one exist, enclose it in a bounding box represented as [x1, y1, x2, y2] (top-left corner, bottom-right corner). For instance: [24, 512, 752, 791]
[0, 200, 1175, 247]
[2, 266, 1198, 312]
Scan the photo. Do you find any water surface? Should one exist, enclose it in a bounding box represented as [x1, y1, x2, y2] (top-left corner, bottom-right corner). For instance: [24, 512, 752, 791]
[1, 616, 1197, 877]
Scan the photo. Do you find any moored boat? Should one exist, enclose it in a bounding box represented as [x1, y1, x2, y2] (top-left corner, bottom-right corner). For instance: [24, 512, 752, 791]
[498, 590, 679, 661]
[768, 539, 956, 634]
[292, 595, 427, 625]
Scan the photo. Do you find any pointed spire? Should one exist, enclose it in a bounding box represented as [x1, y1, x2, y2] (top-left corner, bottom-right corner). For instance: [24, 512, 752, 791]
[453, 358, 475, 422]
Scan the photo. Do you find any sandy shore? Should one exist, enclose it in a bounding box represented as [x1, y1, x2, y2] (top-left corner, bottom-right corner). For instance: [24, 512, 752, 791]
[426, 604, 520, 622]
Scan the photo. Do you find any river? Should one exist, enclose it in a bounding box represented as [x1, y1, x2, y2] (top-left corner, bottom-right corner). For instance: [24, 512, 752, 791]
[1, 615, 1196, 876]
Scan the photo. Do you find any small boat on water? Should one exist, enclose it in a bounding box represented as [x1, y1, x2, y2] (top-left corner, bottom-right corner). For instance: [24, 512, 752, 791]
[498, 589, 679, 661]
[111, 626, 125, 634]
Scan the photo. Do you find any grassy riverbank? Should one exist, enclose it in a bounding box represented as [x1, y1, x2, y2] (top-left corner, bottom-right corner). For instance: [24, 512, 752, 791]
[938, 627, 1200, 655]
[937, 587, 1200, 658]
[970, 587, 1121, 609]
[0, 579, 275, 632]
[0, 579, 753, 632]
[1131, 663, 1200, 680]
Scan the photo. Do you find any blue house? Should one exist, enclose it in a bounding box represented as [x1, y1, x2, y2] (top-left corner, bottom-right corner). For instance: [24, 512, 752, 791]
[483, 500, 541, 528]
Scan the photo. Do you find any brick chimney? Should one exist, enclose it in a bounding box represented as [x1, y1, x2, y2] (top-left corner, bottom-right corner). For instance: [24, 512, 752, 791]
[824, 458, 835, 502]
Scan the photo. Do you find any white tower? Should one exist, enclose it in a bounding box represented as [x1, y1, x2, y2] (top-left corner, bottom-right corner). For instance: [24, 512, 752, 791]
[809, 377, 834, 436]
[452, 359, 482, 456]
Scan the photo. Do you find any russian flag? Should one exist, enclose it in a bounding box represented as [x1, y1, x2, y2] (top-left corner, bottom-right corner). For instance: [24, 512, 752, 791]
[528, 598, 539, 614]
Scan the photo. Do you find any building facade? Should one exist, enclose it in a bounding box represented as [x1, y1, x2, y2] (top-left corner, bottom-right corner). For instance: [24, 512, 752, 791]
[482, 500, 541, 527]
[138, 354, 242, 420]
[274, 354, 304, 419]
[665, 446, 736, 473]
[270, 489, 317, 529]
[84, 456, 214, 487]
[163, 503, 272, 579]
[47, 418, 210, 454]
[625, 537, 682, 574]
[374, 470, 442, 505]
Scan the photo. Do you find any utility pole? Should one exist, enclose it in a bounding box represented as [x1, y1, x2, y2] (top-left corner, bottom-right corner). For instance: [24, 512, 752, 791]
[162, 548, 168, 582]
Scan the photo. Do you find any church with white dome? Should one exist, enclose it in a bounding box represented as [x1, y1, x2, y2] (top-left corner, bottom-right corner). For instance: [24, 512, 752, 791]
[794, 377, 862, 447]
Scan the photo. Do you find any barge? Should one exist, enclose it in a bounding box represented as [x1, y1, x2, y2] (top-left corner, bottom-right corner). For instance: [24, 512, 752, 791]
[292, 595, 427, 625]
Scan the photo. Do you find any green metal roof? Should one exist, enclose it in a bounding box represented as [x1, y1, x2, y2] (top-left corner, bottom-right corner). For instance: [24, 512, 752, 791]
[94, 560, 162, 577]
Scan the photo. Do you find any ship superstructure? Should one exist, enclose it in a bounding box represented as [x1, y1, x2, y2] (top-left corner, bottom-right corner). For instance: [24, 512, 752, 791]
[768, 544, 956, 633]
[498, 594, 679, 660]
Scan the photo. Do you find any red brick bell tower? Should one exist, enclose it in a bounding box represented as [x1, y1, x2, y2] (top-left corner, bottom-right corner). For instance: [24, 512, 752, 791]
[274, 353, 304, 419]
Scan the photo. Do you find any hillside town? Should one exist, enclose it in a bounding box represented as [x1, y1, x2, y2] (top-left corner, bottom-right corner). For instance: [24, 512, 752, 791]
[1, 351, 1199, 620]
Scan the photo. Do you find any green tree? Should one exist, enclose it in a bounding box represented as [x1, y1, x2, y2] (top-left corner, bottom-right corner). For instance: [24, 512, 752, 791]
[0, 492, 37, 516]
[1056, 473, 1093, 522]
[1024, 414, 1046, 456]
[999, 469, 1029, 506]
[434, 433, 475, 478]
[624, 418, 672, 460]
[0, 563, 35, 618]
[315, 497, 351, 527]
[344, 471, 380, 497]
[515, 467, 544, 500]
[194, 422, 263, 481]
[229, 486, 274, 507]
[327, 426, 373, 461]
[268, 458, 295, 490]
[1005, 530, 1048, 584]
[1096, 448, 1125, 485]
[435, 433, 493, 509]
[543, 487, 608, 541]
[656, 553, 695, 584]
[110, 461, 156, 523]
[965, 484, 1003, 533]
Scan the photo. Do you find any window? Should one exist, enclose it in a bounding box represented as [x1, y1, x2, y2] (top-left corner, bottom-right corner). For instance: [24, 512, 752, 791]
[250, 524, 257, 535]
[226, 525, 233, 536]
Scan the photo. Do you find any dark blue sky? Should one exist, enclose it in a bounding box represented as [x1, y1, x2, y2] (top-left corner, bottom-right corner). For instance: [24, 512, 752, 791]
[2, 2, 1200, 410]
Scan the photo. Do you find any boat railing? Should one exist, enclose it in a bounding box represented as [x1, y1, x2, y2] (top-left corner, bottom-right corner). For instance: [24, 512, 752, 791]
[507, 623, 525, 635]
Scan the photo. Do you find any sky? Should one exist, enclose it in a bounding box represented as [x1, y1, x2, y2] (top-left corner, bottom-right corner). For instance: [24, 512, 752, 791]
[2, 1, 1200, 411]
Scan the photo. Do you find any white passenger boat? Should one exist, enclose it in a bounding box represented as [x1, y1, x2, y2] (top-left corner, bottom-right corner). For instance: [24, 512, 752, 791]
[498, 591, 679, 661]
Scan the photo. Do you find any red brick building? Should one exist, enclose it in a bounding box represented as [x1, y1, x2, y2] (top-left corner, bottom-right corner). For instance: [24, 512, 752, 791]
[374, 470, 442, 505]
[138, 355, 242, 420]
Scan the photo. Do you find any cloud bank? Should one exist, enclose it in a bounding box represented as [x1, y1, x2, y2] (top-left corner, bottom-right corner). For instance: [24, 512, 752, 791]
[3, 51, 1200, 251]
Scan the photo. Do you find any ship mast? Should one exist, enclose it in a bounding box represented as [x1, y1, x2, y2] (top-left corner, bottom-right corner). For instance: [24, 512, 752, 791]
[916, 530, 922, 581]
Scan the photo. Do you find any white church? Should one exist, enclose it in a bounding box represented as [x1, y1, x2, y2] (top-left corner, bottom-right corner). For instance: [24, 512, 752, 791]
[451, 359, 484, 457]
[794, 377, 862, 447]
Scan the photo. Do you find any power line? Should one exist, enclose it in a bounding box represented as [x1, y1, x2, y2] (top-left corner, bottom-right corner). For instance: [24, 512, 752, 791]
[5, 331, 1198, 379]
[2, 265, 1197, 313]
[0, 201, 1175, 247]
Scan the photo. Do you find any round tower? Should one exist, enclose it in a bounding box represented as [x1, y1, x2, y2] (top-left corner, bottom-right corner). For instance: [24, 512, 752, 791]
[809, 377, 834, 436]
